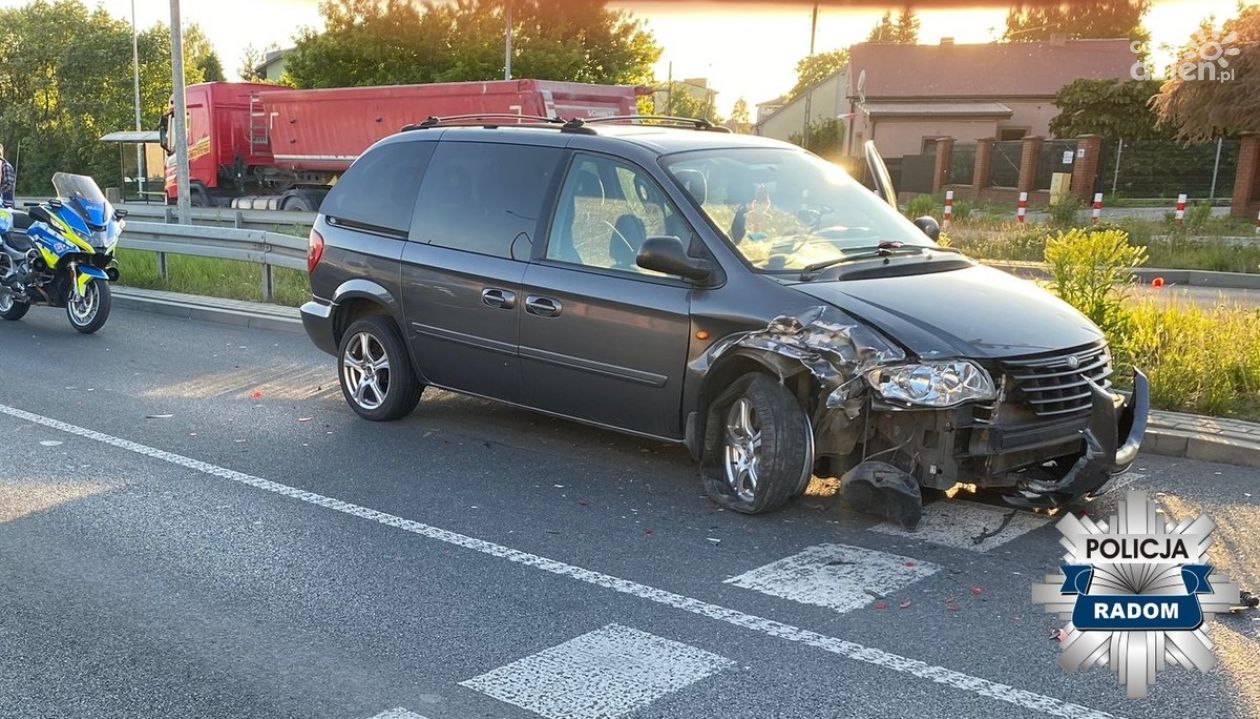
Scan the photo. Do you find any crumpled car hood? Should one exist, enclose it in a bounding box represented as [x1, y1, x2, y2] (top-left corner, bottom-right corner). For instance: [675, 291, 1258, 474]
[789, 264, 1104, 360]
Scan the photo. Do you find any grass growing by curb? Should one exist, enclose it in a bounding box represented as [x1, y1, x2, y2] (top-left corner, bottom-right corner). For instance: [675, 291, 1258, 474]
[1117, 301, 1260, 421]
[116, 249, 309, 307]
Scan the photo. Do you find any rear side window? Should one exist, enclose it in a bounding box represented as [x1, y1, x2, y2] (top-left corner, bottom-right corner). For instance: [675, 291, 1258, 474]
[412, 142, 563, 258]
[320, 140, 435, 235]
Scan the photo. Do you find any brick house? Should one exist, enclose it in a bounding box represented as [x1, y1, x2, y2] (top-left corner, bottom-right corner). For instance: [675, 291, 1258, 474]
[843, 38, 1139, 160]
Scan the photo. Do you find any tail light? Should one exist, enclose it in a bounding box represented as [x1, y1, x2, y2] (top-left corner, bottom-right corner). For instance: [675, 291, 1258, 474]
[308, 228, 325, 273]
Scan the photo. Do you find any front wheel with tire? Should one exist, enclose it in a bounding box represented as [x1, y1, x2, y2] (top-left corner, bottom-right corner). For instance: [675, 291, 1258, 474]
[66, 280, 111, 334]
[0, 287, 29, 321]
[338, 316, 422, 421]
[702, 373, 814, 514]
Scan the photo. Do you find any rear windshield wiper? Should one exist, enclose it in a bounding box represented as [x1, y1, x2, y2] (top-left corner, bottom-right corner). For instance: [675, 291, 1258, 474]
[800, 241, 959, 279]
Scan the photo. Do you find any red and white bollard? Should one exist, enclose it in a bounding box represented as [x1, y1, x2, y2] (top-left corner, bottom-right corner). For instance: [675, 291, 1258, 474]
[1092, 192, 1103, 225]
[943, 190, 954, 231]
[1174, 193, 1187, 225]
[1016, 192, 1028, 225]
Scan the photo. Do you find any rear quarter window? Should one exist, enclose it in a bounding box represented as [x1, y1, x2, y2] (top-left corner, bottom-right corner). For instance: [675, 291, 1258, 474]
[411, 141, 563, 258]
[320, 140, 436, 235]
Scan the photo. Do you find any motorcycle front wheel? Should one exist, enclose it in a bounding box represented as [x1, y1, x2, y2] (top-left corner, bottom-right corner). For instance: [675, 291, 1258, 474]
[66, 280, 111, 334]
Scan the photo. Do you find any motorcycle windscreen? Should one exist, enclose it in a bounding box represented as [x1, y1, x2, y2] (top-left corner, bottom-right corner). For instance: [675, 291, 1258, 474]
[863, 140, 896, 207]
[52, 172, 110, 228]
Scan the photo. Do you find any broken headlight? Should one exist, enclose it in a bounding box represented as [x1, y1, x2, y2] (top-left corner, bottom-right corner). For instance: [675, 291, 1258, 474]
[865, 360, 997, 408]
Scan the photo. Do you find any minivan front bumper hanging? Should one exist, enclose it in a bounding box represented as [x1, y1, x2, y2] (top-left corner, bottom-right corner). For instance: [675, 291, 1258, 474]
[1003, 368, 1149, 508]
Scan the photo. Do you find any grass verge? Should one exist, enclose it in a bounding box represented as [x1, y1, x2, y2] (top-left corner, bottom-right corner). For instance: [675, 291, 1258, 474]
[116, 249, 309, 307]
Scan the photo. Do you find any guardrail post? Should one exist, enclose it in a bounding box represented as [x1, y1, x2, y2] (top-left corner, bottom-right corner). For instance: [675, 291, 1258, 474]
[260, 262, 274, 303]
[235, 211, 244, 228]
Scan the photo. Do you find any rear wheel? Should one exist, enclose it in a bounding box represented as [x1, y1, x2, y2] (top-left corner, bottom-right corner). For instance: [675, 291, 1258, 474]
[0, 287, 29, 321]
[67, 280, 110, 334]
[702, 373, 813, 514]
[338, 316, 422, 421]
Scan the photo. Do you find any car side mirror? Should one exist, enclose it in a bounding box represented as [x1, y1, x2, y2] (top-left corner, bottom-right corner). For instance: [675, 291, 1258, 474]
[913, 215, 940, 241]
[636, 235, 714, 282]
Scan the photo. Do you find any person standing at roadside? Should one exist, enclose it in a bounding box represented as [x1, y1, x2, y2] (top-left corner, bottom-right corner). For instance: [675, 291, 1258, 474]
[0, 145, 15, 208]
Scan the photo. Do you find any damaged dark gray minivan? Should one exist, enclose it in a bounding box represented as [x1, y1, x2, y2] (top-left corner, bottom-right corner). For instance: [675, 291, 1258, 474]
[301, 116, 1148, 527]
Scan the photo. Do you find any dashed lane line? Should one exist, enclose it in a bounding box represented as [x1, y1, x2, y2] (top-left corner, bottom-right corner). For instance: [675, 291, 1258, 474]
[0, 402, 1124, 719]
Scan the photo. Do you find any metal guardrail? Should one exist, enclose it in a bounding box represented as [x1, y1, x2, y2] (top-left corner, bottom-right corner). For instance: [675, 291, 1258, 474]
[122, 221, 308, 303]
[117, 204, 317, 232]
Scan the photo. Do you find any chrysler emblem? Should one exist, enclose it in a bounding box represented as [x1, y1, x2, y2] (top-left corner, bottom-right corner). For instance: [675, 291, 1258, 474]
[1066, 355, 1081, 370]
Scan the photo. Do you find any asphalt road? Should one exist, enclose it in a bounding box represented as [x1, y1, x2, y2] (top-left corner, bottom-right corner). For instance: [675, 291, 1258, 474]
[2, 306, 1259, 719]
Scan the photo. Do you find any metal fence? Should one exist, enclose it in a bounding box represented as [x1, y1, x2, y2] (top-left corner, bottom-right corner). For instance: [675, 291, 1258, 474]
[947, 143, 976, 185]
[1098, 138, 1239, 200]
[122, 220, 308, 303]
[990, 140, 1023, 189]
[1035, 139, 1078, 191]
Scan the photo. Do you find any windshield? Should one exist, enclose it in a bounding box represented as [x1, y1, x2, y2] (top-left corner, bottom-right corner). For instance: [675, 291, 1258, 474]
[52, 172, 110, 229]
[663, 148, 933, 272]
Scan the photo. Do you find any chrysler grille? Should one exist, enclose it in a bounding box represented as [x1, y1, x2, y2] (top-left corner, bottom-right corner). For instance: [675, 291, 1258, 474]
[1001, 343, 1113, 418]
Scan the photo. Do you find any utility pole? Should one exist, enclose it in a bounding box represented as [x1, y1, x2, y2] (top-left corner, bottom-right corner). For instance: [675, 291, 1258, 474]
[802, 1, 818, 150]
[504, 1, 512, 80]
[131, 0, 144, 197]
[169, 0, 191, 223]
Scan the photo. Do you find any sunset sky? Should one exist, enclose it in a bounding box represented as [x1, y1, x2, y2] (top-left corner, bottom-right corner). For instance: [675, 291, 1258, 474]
[4, 0, 1243, 113]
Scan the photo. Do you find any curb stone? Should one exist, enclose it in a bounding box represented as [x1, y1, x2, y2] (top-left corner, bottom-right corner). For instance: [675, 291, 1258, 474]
[111, 286, 1260, 470]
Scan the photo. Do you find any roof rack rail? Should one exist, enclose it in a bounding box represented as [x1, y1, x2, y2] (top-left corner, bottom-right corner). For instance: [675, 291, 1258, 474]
[402, 114, 563, 131]
[566, 115, 732, 133]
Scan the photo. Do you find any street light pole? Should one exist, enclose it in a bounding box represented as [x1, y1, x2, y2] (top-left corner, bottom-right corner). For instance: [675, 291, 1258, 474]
[131, 0, 144, 197]
[504, 1, 512, 80]
[169, 0, 191, 223]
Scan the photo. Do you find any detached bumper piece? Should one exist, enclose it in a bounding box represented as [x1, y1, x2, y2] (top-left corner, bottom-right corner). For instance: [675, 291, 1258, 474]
[1003, 369, 1149, 509]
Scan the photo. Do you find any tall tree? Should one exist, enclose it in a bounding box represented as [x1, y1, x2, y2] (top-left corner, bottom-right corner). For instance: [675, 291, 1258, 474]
[286, 0, 660, 89]
[238, 44, 274, 82]
[0, 0, 206, 193]
[788, 48, 848, 98]
[184, 25, 225, 82]
[727, 97, 751, 133]
[866, 6, 919, 43]
[1004, 1, 1150, 44]
[654, 81, 722, 123]
[1152, 6, 1260, 141]
[1050, 78, 1168, 139]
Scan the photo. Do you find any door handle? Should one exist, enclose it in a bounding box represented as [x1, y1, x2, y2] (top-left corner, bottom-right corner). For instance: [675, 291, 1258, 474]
[525, 295, 561, 317]
[481, 288, 516, 309]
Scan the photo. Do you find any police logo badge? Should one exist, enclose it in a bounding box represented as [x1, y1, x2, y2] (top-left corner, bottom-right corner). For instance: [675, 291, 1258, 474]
[1033, 490, 1239, 698]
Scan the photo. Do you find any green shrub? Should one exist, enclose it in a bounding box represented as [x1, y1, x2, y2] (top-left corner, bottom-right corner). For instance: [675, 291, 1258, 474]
[1181, 202, 1212, 232]
[1043, 228, 1147, 336]
[905, 193, 937, 219]
[950, 198, 973, 223]
[1045, 196, 1084, 228]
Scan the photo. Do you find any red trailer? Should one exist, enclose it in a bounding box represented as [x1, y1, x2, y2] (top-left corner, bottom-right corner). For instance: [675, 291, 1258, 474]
[159, 79, 643, 210]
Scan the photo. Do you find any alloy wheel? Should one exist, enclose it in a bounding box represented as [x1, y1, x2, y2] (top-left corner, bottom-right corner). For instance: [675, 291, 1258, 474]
[342, 331, 392, 411]
[67, 283, 98, 326]
[723, 397, 763, 502]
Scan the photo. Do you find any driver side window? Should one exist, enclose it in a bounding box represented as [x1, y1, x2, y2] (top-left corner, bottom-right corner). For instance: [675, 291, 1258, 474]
[545, 155, 686, 276]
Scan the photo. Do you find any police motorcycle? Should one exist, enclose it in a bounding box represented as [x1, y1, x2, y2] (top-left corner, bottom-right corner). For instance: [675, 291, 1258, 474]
[0, 173, 123, 334]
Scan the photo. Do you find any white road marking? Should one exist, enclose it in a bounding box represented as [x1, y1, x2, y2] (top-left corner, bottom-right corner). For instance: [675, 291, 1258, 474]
[364, 710, 428, 719]
[0, 402, 1126, 719]
[725, 543, 938, 613]
[461, 623, 733, 719]
[870, 501, 1050, 553]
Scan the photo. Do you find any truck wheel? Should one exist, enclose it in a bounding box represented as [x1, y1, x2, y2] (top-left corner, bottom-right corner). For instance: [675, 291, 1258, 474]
[337, 316, 422, 421]
[190, 185, 210, 207]
[703, 373, 813, 514]
[282, 193, 314, 212]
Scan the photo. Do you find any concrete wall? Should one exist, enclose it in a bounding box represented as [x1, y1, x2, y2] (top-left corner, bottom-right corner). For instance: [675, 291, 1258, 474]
[1002, 99, 1058, 138]
[863, 118, 998, 159]
[756, 71, 847, 142]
